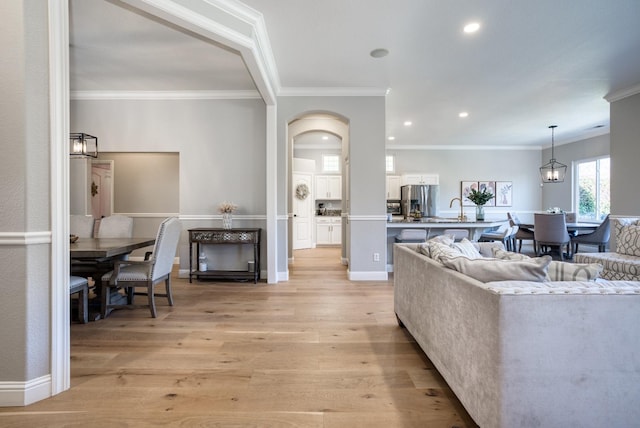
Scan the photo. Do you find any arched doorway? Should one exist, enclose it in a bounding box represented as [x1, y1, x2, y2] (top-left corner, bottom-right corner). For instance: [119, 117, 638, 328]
[287, 113, 350, 267]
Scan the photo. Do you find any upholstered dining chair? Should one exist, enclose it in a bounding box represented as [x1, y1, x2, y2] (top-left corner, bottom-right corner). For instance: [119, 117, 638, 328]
[70, 276, 89, 324]
[534, 213, 572, 260]
[507, 212, 535, 253]
[97, 215, 134, 238]
[478, 223, 518, 251]
[571, 214, 611, 254]
[70, 215, 95, 238]
[101, 217, 181, 318]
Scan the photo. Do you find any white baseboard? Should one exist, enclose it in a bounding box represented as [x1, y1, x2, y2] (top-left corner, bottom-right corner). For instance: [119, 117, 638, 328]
[277, 270, 289, 281]
[0, 375, 51, 407]
[347, 270, 389, 281]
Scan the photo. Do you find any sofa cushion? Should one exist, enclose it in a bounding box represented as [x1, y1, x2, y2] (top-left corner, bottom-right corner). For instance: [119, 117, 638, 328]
[439, 254, 552, 282]
[483, 279, 640, 294]
[492, 247, 602, 281]
[617, 224, 640, 257]
[574, 252, 640, 281]
[492, 247, 530, 260]
[546, 261, 602, 281]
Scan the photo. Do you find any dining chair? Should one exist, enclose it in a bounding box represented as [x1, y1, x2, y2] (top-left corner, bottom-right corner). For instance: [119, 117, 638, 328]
[70, 276, 89, 324]
[70, 215, 95, 238]
[507, 212, 535, 253]
[101, 217, 181, 318]
[478, 222, 517, 251]
[97, 215, 134, 238]
[534, 213, 572, 260]
[571, 214, 611, 254]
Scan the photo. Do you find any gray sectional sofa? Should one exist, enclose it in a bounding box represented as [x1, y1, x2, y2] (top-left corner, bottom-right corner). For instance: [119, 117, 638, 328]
[394, 242, 640, 428]
[575, 216, 640, 280]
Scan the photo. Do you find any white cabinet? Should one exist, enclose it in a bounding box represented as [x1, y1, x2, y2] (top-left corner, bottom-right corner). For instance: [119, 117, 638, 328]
[315, 175, 342, 200]
[402, 173, 439, 185]
[316, 217, 342, 245]
[386, 175, 401, 199]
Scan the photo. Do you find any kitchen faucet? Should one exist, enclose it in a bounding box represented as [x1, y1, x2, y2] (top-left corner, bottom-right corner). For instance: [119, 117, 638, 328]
[449, 197, 467, 221]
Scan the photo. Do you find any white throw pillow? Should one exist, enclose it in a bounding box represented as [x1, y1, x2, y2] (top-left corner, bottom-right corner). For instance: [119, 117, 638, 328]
[429, 241, 465, 262]
[547, 261, 603, 281]
[440, 254, 552, 283]
[451, 238, 483, 259]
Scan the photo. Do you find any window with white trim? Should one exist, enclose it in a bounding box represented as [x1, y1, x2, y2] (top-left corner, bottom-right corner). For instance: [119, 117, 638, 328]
[322, 154, 340, 173]
[575, 156, 610, 222]
[386, 155, 395, 173]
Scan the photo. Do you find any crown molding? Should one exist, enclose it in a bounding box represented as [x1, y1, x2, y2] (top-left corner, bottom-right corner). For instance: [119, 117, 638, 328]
[279, 87, 387, 97]
[386, 144, 542, 151]
[70, 90, 261, 100]
[604, 82, 640, 103]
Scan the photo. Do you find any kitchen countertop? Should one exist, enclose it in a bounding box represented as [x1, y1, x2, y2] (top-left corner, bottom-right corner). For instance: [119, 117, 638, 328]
[387, 218, 507, 228]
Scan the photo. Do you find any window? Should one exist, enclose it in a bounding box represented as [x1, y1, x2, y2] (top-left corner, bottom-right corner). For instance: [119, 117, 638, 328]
[386, 155, 395, 173]
[322, 154, 340, 173]
[575, 156, 610, 221]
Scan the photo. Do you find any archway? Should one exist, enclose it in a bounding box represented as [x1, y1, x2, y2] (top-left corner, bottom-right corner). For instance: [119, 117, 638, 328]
[287, 113, 350, 266]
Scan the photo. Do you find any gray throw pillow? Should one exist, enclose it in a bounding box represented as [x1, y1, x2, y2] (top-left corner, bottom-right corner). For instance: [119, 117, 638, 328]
[440, 254, 552, 282]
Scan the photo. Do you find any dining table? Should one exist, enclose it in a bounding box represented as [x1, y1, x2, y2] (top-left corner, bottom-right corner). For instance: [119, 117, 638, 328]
[70, 237, 155, 320]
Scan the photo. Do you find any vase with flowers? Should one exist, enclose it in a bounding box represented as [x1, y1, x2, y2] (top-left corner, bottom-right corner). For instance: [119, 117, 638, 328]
[218, 201, 238, 229]
[467, 188, 494, 221]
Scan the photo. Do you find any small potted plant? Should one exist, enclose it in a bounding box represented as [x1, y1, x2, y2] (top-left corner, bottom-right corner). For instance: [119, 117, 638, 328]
[467, 188, 493, 221]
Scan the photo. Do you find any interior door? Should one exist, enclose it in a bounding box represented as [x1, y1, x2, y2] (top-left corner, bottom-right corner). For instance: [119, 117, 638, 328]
[91, 160, 113, 219]
[292, 172, 313, 249]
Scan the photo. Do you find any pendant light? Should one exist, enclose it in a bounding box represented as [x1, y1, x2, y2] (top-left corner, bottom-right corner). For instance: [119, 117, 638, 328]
[539, 125, 566, 183]
[70, 133, 98, 158]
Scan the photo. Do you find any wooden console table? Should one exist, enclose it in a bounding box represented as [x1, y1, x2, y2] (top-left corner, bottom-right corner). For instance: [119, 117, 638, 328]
[188, 228, 261, 283]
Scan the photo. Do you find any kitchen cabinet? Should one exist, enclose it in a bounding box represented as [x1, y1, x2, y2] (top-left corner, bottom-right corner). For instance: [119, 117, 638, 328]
[402, 173, 439, 185]
[316, 217, 342, 245]
[386, 175, 401, 199]
[315, 175, 342, 199]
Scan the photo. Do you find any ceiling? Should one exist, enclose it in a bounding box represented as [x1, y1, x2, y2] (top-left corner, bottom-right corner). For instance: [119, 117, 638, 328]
[69, 0, 640, 148]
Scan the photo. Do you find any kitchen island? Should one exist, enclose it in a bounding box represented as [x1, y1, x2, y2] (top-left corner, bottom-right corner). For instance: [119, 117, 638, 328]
[386, 217, 508, 271]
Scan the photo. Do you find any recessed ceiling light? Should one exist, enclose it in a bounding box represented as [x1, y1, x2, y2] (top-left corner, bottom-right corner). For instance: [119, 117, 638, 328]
[459, 112, 469, 118]
[370, 48, 389, 58]
[404, 121, 412, 127]
[322, 136, 329, 140]
[388, 136, 395, 141]
[463, 22, 480, 33]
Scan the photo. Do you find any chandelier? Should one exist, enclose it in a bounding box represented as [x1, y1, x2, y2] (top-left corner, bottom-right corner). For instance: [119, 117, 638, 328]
[539, 125, 566, 183]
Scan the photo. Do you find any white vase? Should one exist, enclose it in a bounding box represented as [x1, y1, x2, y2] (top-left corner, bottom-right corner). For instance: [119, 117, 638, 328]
[222, 212, 233, 229]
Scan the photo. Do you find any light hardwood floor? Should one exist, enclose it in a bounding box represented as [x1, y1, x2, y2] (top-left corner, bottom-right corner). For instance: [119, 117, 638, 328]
[1, 247, 477, 427]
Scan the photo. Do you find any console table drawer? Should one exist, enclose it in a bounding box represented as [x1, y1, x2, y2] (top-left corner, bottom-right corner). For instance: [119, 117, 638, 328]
[190, 229, 259, 244]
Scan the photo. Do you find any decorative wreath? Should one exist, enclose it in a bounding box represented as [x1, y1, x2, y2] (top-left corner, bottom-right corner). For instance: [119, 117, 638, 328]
[295, 183, 310, 200]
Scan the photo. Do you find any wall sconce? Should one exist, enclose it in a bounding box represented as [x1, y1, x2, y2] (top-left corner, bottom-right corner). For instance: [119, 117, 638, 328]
[539, 125, 566, 183]
[70, 133, 98, 158]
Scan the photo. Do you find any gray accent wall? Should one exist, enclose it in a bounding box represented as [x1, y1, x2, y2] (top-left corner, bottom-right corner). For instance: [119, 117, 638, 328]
[0, 0, 52, 386]
[610, 92, 640, 216]
[71, 98, 267, 271]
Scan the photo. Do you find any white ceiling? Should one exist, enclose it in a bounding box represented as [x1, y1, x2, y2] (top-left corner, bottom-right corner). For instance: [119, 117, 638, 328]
[69, 0, 640, 148]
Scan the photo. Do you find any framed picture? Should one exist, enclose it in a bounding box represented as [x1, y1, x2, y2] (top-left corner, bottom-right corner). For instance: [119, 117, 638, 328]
[495, 181, 513, 206]
[478, 181, 496, 206]
[461, 181, 479, 206]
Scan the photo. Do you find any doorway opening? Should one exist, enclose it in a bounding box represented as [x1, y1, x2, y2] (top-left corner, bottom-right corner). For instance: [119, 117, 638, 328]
[287, 113, 350, 269]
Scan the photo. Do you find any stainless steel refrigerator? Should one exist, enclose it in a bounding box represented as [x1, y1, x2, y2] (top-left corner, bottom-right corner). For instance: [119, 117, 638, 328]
[401, 185, 439, 219]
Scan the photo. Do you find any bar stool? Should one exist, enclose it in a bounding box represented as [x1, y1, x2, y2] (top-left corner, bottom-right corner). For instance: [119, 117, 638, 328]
[395, 229, 427, 243]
